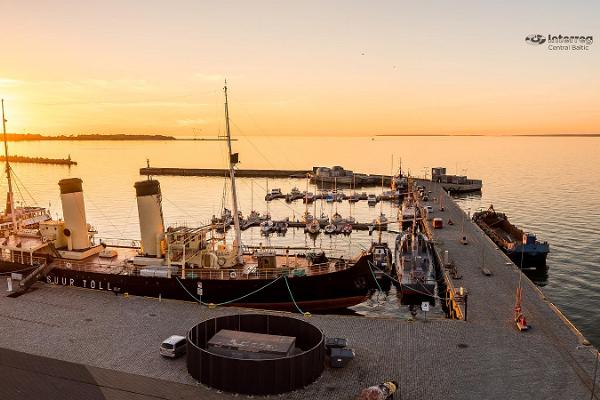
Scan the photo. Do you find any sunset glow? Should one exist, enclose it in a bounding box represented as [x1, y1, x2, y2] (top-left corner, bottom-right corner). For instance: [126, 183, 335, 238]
[2, 0, 599, 136]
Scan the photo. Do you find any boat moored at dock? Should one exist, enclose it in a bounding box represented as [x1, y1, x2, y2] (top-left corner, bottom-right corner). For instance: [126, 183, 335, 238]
[472, 205, 549, 269]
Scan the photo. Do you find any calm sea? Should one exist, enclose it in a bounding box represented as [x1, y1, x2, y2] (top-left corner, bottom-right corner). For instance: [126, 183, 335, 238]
[5, 136, 600, 346]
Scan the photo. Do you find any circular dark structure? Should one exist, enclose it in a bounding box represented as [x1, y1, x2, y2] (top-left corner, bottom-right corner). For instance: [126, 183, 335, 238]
[186, 314, 325, 395]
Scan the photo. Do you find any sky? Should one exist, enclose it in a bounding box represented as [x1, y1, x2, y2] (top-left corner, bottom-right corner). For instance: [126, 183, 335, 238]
[1, 0, 599, 136]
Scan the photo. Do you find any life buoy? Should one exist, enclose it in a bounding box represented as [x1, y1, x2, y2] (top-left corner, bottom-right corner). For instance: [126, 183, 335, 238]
[229, 271, 237, 279]
[217, 257, 226, 267]
[65, 262, 72, 268]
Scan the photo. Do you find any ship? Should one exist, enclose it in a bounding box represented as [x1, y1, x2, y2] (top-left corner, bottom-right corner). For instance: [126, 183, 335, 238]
[393, 226, 436, 305]
[0, 90, 377, 312]
[472, 205, 549, 269]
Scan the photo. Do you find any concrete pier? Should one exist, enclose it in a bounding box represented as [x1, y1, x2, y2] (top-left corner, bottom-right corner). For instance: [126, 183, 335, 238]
[0, 187, 598, 399]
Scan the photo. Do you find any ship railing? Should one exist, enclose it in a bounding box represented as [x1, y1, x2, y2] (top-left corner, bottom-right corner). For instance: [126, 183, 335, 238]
[94, 237, 141, 249]
[183, 259, 352, 281]
[0, 252, 47, 267]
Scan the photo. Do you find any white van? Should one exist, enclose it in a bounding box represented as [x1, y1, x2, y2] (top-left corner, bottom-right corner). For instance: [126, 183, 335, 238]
[160, 335, 187, 358]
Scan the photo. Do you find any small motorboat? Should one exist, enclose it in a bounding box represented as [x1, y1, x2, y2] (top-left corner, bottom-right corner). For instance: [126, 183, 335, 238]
[324, 224, 337, 234]
[260, 220, 274, 235]
[305, 220, 320, 235]
[367, 194, 377, 207]
[275, 221, 288, 235]
[348, 193, 361, 203]
[265, 188, 284, 201]
[374, 213, 388, 226]
[325, 192, 335, 203]
[318, 213, 329, 225]
[286, 187, 303, 203]
[301, 211, 314, 224]
[330, 212, 344, 225]
[302, 192, 315, 203]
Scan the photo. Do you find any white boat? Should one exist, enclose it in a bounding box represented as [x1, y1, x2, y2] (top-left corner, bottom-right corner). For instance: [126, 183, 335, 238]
[367, 194, 377, 206]
[260, 220, 274, 235]
[324, 224, 337, 234]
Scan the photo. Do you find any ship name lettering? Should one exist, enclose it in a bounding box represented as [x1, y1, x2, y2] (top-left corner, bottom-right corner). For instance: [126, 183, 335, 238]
[82, 280, 86, 288]
[69, 279, 74, 286]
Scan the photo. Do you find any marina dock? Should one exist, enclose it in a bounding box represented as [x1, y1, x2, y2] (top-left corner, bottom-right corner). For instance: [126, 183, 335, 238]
[1, 184, 598, 399]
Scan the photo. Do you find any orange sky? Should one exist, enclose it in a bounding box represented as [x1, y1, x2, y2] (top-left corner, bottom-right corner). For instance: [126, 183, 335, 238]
[1, 1, 599, 136]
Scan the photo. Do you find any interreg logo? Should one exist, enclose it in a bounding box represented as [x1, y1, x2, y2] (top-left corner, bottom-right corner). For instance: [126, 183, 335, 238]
[525, 33, 593, 51]
[525, 34, 546, 45]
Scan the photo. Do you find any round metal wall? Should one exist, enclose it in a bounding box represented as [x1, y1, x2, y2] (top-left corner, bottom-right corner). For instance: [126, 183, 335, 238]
[186, 313, 325, 395]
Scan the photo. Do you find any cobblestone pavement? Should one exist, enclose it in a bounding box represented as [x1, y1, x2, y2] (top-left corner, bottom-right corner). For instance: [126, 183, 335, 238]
[0, 187, 598, 399]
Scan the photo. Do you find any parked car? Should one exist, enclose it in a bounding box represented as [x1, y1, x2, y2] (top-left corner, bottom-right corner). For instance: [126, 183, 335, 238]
[160, 335, 187, 358]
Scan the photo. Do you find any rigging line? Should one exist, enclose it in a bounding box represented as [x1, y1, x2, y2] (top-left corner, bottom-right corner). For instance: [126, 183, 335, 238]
[174, 274, 284, 306]
[228, 119, 279, 170]
[161, 195, 199, 222]
[9, 166, 39, 206]
[83, 194, 125, 238]
[226, 93, 300, 170]
[283, 275, 305, 314]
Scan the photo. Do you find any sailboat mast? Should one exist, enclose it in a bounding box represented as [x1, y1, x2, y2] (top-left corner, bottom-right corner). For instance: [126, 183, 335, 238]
[223, 82, 243, 263]
[1, 99, 17, 231]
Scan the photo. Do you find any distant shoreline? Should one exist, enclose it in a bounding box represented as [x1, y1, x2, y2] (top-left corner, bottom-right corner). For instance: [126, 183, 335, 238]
[375, 134, 600, 137]
[5, 134, 176, 141]
[3, 134, 236, 142]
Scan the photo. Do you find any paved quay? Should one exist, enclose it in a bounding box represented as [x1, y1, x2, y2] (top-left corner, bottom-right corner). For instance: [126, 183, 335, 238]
[0, 189, 598, 399]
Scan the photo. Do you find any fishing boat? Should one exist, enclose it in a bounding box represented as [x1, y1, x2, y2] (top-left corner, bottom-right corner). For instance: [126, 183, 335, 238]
[305, 220, 320, 235]
[369, 241, 392, 292]
[400, 199, 418, 230]
[0, 91, 377, 312]
[472, 205, 549, 269]
[394, 227, 436, 305]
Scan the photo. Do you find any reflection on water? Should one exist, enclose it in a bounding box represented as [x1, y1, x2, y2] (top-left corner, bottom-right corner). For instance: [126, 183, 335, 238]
[4, 135, 600, 346]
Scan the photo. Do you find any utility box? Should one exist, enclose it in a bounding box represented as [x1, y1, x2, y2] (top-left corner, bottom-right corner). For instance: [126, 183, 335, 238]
[330, 348, 355, 368]
[325, 337, 348, 354]
[207, 329, 296, 360]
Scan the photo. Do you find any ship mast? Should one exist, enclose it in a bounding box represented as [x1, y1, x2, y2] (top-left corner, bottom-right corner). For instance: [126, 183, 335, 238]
[223, 81, 243, 264]
[1, 99, 17, 231]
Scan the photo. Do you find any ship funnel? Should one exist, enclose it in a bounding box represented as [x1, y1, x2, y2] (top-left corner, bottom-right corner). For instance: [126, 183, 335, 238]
[134, 180, 165, 257]
[58, 178, 89, 250]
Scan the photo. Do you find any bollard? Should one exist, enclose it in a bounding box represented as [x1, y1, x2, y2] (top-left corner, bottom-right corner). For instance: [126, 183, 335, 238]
[444, 250, 449, 265]
[6, 277, 12, 292]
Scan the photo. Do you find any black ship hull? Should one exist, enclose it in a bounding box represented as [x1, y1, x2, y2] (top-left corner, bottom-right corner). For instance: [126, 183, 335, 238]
[506, 251, 548, 269]
[2, 254, 376, 313]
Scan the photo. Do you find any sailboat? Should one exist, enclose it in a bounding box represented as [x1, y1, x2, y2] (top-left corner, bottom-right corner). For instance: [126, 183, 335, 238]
[0, 100, 51, 234]
[0, 87, 377, 312]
